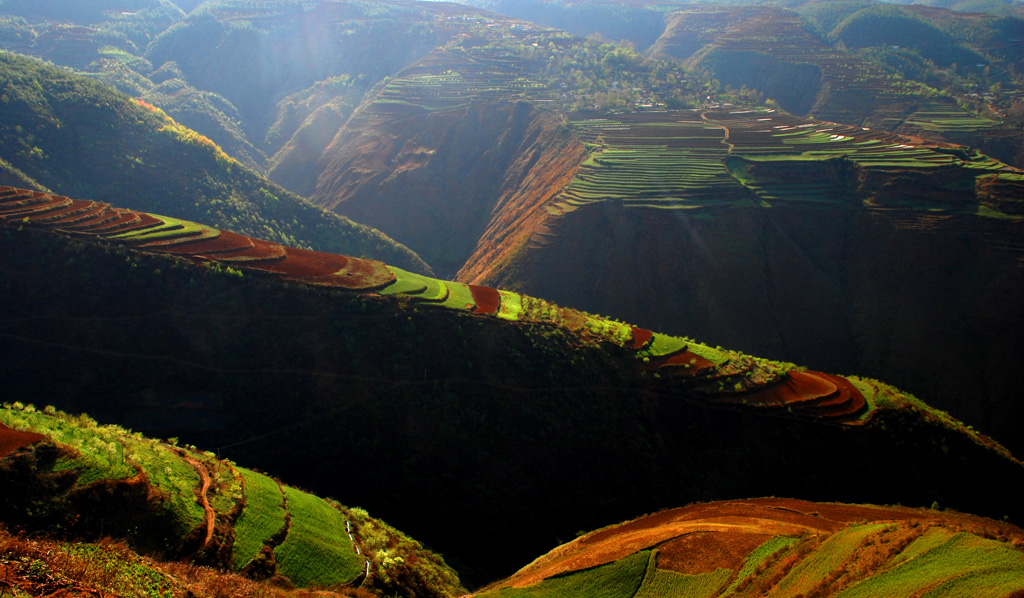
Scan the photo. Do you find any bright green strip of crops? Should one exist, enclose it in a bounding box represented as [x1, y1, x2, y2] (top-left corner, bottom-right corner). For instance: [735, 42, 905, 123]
[585, 316, 632, 344]
[775, 523, 892, 597]
[231, 468, 287, 571]
[497, 290, 523, 321]
[378, 266, 430, 296]
[836, 532, 1024, 598]
[274, 487, 362, 587]
[439, 281, 476, 310]
[635, 567, 732, 598]
[106, 215, 203, 241]
[639, 334, 688, 358]
[723, 535, 799, 595]
[0, 408, 134, 485]
[921, 567, 1024, 597]
[126, 439, 204, 536]
[479, 550, 650, 598]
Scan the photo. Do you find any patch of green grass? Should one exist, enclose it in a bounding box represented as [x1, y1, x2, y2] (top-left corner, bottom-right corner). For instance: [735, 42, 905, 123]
[65, 543, 175, 598]
[775, 523, 893, 597]
[0, 407, 134, 485]
[274, 487, 362, 587]
[497, 290, 524, 321]
[124, 439, 204, 537]
[635, 565, 732, 598]
[438, 281, 477, 310]
[107, 215, 207, 242]
[231, 468, 287, 571]
[639, 334, 688, 357]
[378, 266, 431, 296]
[836, 531, 1024, 598]
[723, 535, 800, 595]
[479, 550, 650, 598]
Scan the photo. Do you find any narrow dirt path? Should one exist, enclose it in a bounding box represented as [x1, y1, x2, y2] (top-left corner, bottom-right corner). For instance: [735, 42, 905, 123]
[179, 450, 216, 549]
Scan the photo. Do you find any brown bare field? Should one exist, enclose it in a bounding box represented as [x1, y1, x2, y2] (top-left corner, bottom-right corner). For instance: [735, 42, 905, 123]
[254, 246, 351, 278]
[470, 285, 501, 315]
[0, 421, 45, 458]
[627, 327, 653, 350]
[209, 237, 287, 263]
[655, 531, 774, 574]
[161, 231, 255, 255]
[722, 371, 835, 407]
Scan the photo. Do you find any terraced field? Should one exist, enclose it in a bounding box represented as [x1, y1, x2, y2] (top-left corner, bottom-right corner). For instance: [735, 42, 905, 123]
[477, 498, 1024, 598]
[0, 185, 897, 428]
[543, 109, 1021, 214]
[0, 405, 369, 588]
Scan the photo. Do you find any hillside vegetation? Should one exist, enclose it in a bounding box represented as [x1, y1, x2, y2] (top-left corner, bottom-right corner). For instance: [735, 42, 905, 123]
[478, 498, 1024, 598]
[0, 403, 464, 598]
[2, 187, 1022, 583]
[0, 51, 430, 274]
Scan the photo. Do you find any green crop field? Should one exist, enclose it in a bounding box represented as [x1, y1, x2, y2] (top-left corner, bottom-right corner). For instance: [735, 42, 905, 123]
[635, 565, 732, 598]
[773, 522, 892, 597]
[273, 486, 363, 587]
[231, 467, 288, 571]
[479, 550, 651, 598]
[835, 531, 1024, 597]
[124, 438, 205, 537]
[0, 407, 134, 485]
[439, 281, 477, 311]
[724, 535, 800, 594]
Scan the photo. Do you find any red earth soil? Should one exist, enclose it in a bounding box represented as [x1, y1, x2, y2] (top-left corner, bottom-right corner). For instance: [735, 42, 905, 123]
[491, 497, 1024, 591]
[470, 285, 501, 315]
[104, 212, 163, 235]
[627, 327, 654, 350]
[206, 237, 287, 263]
[0, 195, 72, 220]
[0, 421, 45, 458]
[159, 231, 255, 255]
[34, 200, 102, 225]
[253, 246, 350, 278]
[83, 209, 142, 233]
[655, 531, 774, 574]
[644, 350, 716, 374]
[56, 205, 120, 231]
[722, 371, 836, 407]
[305, 255, 396, 290]
[807, 374, 867, 419]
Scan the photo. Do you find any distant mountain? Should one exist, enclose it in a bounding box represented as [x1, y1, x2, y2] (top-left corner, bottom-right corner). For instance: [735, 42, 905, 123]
[3, 186, 1022, 583]
[0, 52, 431, 274]
[478, 498, 1024, 597]
[0, 403, 464, 597]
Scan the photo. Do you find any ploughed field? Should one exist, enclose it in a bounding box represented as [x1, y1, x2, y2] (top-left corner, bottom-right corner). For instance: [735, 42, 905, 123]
[478, 498, 1024, 598]
[0, 185, 891, 426]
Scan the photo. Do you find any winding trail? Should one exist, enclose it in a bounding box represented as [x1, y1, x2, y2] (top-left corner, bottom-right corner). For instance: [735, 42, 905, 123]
[178, 449, 216, 549]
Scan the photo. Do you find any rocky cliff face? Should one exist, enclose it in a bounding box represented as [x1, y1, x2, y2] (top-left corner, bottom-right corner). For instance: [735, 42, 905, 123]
[300, 101, 587, 277]
[478, 201, 1024, 455]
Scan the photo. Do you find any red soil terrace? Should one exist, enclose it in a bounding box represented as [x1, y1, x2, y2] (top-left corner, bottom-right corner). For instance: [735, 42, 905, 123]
[469, 285, 501, 315]
[0, 422, 45, 458]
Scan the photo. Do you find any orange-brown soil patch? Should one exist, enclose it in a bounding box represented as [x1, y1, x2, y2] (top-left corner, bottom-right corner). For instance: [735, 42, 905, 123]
[651, 350, 716, 374]
[808, 374, 867, 419]
[55, 205, 119, 231]
[722, 371, 835, 407]
[494, 497, 1024, 592]
[207, 237, 287, 263]
[256, 246, 350, 278]
[655, 531, 773, 574]
[161, 231, 254, 255]
[83, 209, 141, 233]
[0, 421, 45, 458]
[470, 285, 501, 315]
[33, 200, 103, 225]
[102, 212, 163, 235]
[627, 327, 653, 350]
[0, 195, 72, 220]
[310, 255, 396, 290]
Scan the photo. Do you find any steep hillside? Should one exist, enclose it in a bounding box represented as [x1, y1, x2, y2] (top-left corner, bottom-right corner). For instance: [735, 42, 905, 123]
[0, 52, 431, 274]
[0, 404, 464, 597]
[2, 187, 1022, 583]
[479, 498, 1024, 597]
[462, 107, 1024, 458]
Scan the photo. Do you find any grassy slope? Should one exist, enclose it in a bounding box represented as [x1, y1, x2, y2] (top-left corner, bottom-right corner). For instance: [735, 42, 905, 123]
[0, 405, 464, 597]
[0, 51, 431, 275]
[479, 499, 1024, 598]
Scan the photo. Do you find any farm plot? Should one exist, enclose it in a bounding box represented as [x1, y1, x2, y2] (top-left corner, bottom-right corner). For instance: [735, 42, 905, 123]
[273, 487, 362, 587]
[0, 420, 44, 458]
[231, 468, 287, 571]
[554, 115, 745, 213]
[481, 550, 650, 598]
